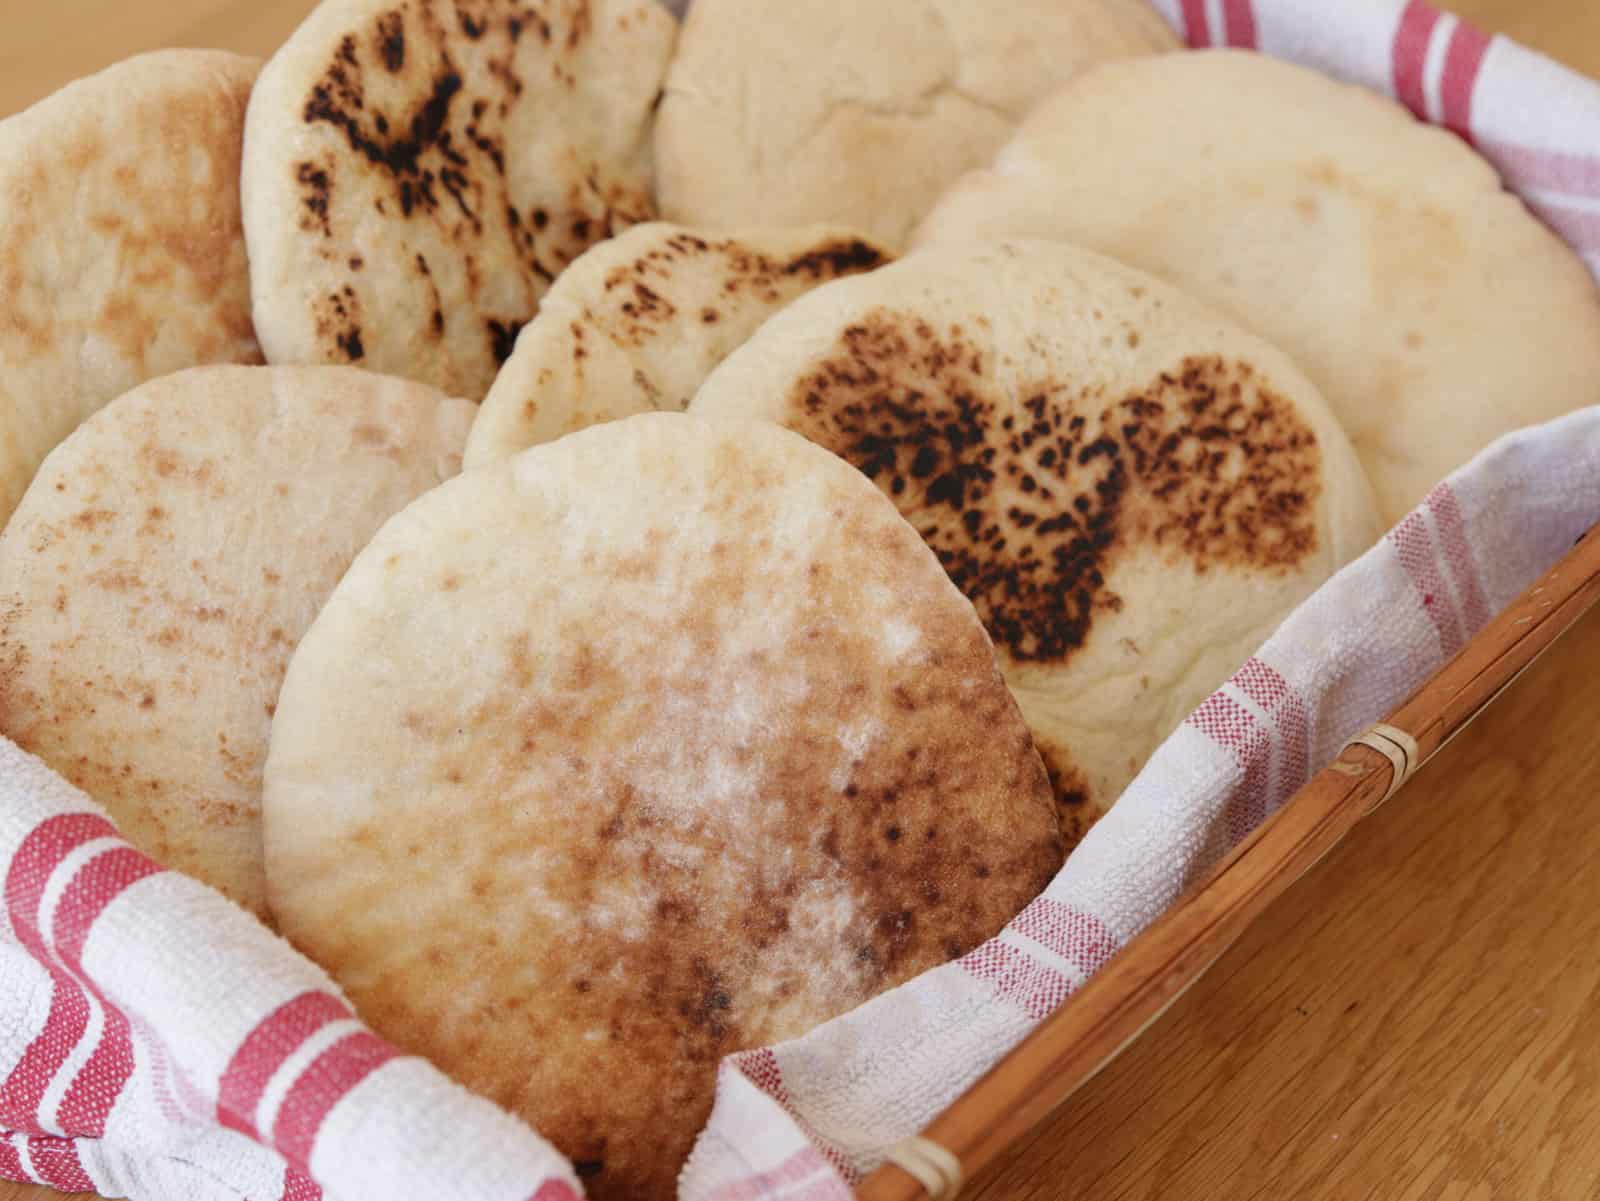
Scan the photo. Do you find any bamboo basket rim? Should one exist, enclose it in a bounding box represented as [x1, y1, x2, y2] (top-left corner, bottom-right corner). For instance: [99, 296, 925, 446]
[856, 521, 1600, 1201]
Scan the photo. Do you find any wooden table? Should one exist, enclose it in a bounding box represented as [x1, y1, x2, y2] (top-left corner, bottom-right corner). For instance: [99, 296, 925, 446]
[3, 2, 1598, 1199]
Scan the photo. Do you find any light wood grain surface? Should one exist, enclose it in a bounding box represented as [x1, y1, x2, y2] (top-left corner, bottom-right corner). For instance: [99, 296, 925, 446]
[2, 3, 1597, 1200]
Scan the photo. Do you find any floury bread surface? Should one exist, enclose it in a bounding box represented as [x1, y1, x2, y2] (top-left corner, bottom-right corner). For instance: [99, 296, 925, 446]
[0, 50, 262, 526]
[263, 413, 1062, 1201]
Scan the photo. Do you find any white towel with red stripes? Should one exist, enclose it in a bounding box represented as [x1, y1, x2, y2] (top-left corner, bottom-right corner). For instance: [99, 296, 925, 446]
[1, 2, 1597, 1199]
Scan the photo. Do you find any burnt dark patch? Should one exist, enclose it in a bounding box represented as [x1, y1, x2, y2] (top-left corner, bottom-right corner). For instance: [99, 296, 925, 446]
[337, 327, 365, 361]
[782, 238, 888, 279]
[785, 311, 1323, 666]
[439, 165, 480, 227]
[315, 287, 365, 364]
[295, 162, 332, 236]
[304, 65, 464, 206]
[376, 10, 406, 71]
[464, 122, 506, 174]
[619, 281, 676, 324]
[487, 318, 519, 364]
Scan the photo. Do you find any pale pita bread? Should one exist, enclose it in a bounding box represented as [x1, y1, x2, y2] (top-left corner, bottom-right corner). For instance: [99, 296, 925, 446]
[263, 412, 1060, 1201]
[0, 366, 474, 916]
[0, 50, 262, 527]
[691, 240, 1382, 842]
[242, 0, 676, 399]
[915, 50, 1600, 523]
[653, 0, 1176, 250]
[463, 222, 889, 468]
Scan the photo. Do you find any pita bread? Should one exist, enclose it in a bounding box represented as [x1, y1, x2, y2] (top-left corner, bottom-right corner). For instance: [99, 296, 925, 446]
[914, 50, 1600, 523]
[653, 0, 1176, 250]
[263, 412, 1060, 1201]
[463, 223, 890, 468]
[242, 0, 675, 399]
[0, 366, 474, 916]
[0, 50, 262, 527]
[691, 240, 1382, 842]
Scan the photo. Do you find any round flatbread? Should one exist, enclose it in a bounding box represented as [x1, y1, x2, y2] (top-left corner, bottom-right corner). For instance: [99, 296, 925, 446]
[263, 412, 1061, 1201]
[914, 49, 1600, 523]
[691, 240, 1382, 842]
[242, 0, 676, 399]
[463, 223, 890, 468]
[0, 366, 474, 916]
[653, 0, 1175, 250]
[0, 50, 262, 527]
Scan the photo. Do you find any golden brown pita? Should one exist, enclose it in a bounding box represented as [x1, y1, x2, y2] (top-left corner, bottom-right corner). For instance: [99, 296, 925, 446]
[464, 222, 889, 467]
[653, 0, 1176, 249]
[0, 366, 474, 916]
[692, 240, 1382, 844]
[263, 412, 1061, 1201]
[243, 0, 675, 398]
[0, 50, 262, 527]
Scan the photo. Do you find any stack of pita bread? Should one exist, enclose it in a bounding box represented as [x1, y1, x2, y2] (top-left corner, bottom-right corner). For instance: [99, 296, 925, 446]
[1, 1, 1597, 1197]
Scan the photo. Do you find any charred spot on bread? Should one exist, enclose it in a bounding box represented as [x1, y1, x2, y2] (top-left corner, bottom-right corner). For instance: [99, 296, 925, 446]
[314, 286, 367, 362]
[376, 10, 407, 70]
[584, 233, 889, 349]
[782, 238, 887, 279]
[487, 317, 518, 364]
[785, 310, 1323, 665]
[295, 162, 334, 236]
[282, 0, 663, 388]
